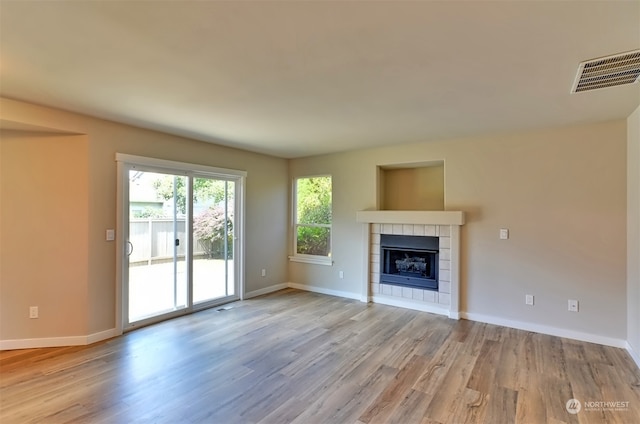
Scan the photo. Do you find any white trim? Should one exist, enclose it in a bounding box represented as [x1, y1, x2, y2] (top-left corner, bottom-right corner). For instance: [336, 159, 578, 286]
[245, 283, 289, 299]
[115, 153, 247, 177]
[292, 175, 333, 266]
[461, 312, 627, 349]
[115, 160, 125, 333]
[356, 210, 465, 226]
[627, 342, 640, 369]
[449, 225, 460, 319]
[288, 282, 360, 300]
[86, 328, 120, 344]
[237, 178, 247, 300]
[372, 294, 449, 316]
[288, 255, 333, 266]
[0, 328, 119, 351]
[1, 336, 87, 350]
[361, 223, 371, 303]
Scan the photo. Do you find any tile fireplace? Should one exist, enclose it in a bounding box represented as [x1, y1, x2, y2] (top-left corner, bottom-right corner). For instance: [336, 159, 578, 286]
[356, 210, 465, 319]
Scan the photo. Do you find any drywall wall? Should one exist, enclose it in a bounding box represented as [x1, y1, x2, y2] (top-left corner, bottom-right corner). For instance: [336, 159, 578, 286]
[0, 97, 288, 341]
[382, 165, 445, 211]
[0, 132, 89, 339]
[289, 120, 627, 341]
[628, 105, 640, 360]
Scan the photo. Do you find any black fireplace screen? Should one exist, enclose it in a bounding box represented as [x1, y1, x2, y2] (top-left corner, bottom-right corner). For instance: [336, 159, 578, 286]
[380, 234, 438, 290]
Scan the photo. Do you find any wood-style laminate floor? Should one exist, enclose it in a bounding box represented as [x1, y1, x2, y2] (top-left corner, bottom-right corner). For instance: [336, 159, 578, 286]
[1, 289, 639, 424]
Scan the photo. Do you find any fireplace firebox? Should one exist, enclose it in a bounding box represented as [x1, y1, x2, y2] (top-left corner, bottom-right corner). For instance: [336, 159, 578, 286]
[380, 234, 439, 290]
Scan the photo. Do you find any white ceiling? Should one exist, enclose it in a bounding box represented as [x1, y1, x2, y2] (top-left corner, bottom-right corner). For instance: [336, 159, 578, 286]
[1, 1, 639, 158]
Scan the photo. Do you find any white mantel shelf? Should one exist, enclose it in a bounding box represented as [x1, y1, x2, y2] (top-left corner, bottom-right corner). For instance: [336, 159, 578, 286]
[356, 210, 465, 226]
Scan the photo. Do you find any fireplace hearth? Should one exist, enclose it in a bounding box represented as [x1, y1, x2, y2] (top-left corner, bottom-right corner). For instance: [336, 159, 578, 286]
[380, 234, 439, 290]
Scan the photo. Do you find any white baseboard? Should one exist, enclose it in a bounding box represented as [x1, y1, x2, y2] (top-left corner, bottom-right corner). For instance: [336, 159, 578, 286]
[244, 283, 289, 299]
[3, 290, 634, 359]
[372, 294, 449, 317]
[626, 342, 640, 369]
[460, 312, 627, 349]
[0, 336, 87, 350]
[0, 328, 119, 351]
[288, 282, 361, 300]
[87, 328, 120, 345]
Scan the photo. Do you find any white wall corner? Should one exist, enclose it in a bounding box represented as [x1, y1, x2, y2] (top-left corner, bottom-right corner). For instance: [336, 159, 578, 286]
[627, 341, 640, 370]
[448, 311, 461, 320]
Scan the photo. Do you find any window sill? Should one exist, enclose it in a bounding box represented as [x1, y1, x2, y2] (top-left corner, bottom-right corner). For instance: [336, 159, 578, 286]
[288, 255, 333, 266]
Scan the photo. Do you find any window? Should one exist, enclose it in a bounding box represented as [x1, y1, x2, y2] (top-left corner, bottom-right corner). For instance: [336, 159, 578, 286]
[292, 176, 332, 264]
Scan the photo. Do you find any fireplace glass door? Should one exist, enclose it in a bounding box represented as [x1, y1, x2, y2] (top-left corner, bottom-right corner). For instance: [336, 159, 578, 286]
[380, 234, 439, 290]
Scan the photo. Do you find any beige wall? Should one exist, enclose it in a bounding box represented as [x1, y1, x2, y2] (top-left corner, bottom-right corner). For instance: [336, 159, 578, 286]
[0, 98, 289, 340]
[628, 105, 640, 357]
[290, 120, 628, 339]
[1, 95, 632, 347]
[382, 165, 445, 211]
[1, 132, 89, 339]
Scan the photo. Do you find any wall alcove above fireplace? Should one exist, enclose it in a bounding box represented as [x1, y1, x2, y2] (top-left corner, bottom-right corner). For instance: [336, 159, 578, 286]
[378, 160, 445, 211]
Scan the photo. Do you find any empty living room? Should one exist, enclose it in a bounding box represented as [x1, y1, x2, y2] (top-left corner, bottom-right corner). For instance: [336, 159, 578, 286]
[1, 1, 639, 423]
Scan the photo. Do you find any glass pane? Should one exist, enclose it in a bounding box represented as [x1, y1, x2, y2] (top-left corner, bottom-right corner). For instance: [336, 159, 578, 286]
[296, 177, 332, 225]
[128, 171, 188, 322]
[296, 226, 330, 256]
[193, 178, 235, 303]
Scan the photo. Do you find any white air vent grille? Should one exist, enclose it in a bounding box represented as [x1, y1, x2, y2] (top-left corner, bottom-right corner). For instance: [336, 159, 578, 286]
[571, 50, 640, 93]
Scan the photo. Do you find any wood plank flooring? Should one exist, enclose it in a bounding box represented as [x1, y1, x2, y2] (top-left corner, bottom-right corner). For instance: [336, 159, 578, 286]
[1, 289, 639, 423]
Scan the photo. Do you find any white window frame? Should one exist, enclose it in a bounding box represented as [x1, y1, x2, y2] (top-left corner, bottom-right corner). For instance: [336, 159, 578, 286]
[289, 175, 333, 266]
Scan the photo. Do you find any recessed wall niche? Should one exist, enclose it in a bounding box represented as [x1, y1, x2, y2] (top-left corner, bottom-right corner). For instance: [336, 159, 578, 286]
[379, 161, 445, 211]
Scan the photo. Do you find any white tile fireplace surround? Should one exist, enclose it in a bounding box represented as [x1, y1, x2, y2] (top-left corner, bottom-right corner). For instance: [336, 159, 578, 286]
[356, 211, 465, 319]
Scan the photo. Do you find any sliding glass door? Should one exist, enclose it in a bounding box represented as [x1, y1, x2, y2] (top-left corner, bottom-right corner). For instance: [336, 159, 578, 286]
[192, 176, 235, 304]
[127, 170, 188, 323]
[118, 155, 244, 330]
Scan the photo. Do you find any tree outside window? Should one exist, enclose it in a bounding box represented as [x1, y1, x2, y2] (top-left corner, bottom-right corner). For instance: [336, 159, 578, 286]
[295, 176, 331, 257]
[154, 175, 233, 259]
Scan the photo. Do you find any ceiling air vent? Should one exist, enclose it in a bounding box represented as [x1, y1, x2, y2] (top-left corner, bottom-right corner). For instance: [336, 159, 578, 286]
[571, 49, 640, 93]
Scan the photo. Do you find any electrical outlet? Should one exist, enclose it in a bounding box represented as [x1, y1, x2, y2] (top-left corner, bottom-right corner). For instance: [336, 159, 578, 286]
[568, 299, 579, 312]
[525, 294, 534, 306]
[339, 271, 344, 279]
[261, 269, 266, 277]
[499, 228, 509, 240]
[29, 306, 38, 319]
